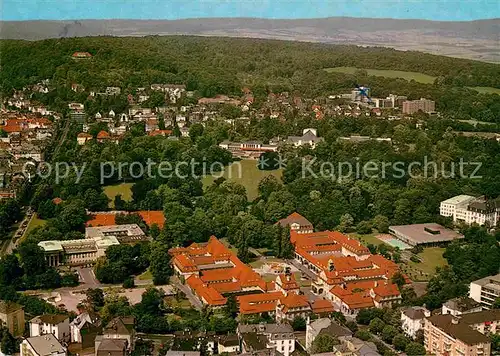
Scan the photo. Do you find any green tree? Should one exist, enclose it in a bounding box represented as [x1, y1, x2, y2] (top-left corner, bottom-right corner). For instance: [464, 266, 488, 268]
[0, 327, 16, 355]
[373, 215, 390, 233]
[381, 325, 397, 343]
[368, 317, 386, 334]
[291, 316, 306, 331]
[405, 342, 426, 356]
[149, 242, 173, 285]
[392, 334, 410, 351]
[354, 330, 371, 341]
[338, 213, 354, 233]
[311, 334, 338, 354]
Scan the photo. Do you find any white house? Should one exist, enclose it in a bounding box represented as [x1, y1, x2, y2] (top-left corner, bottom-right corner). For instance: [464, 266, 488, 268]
[401, 307, 430, 339]
[442, 297, 482, 316]
[306, 318, 352, 350]
[29, 314, 70, 343]
[238, 323, 296, 356]
[21, 334, 67, 356]
[218, 335, 240, 354]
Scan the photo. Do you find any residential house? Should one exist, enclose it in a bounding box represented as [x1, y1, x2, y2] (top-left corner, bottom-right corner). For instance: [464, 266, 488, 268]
[20, 334, 67, 356]
[105, 87, 121, 96]
[276, 212, 314, 234]
[423, 310, 500, 356]
[306, 317, 352, 350]
[237, 323, 296, 356]
[72, 52, 92, 59]
[284, 128, 324, 148]
[94, 337, 127, 356]
[70, 312, 102, 348]
[29, 314, 70, 343]
[442, 297, 482, 316]
[469, 273, 500, 309]
[0, 300, 25, 336]
[218, 334, 240, 354]
[331, 337, 381, 356]
[77, 132, 92, 145]
[401, 306, 430, 339]
[98, 316, 135, 353]
[275, 293, 311, 321]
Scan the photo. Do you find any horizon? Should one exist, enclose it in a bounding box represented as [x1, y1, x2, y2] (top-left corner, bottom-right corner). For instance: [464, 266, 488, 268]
[3, 0, 500, 22]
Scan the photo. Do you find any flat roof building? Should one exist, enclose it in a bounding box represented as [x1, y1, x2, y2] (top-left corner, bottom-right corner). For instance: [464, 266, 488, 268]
[388, 223, 464, 247]
[38, 224, 148, 267]
[469, 273, 500, 309]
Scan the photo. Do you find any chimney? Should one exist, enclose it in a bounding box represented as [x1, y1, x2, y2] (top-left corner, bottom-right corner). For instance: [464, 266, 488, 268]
[451, 317, 459, 325]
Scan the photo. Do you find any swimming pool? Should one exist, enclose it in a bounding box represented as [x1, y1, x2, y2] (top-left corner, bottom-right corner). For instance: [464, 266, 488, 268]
[381, 237, 412, 250]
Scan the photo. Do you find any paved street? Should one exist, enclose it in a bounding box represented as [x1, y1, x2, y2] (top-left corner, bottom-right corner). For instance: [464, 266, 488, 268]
[288, 259, 317, 280]
[171, 276, 203, 310]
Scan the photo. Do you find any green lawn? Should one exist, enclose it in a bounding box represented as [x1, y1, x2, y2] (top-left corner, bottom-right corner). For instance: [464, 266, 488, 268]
[469, 87, 500, 95]
[202, 159, 282, 201]
[21, 214, 47, 240]
[405, 247, 448, 281]
[325, 67, 500, 94]
[349, 232, 387, 247]
[137, 269, 153, 281]
[325, 67, 437, 84]
[104, 183, 134, 208]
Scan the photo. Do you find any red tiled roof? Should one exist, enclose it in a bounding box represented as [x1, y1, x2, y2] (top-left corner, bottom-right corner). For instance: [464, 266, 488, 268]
[237, 292, 284, 315]
[186, 275, 227, 306]
[276, 274, 300, 291]
[311, 299, 335, 314]
[52, 197, 63, 205]
[78, 132, 92, 138]
[97, 130, 110, 139]
[85, 211, 165, 228]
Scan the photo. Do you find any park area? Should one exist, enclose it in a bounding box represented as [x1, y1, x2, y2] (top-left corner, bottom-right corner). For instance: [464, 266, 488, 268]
[21, 213, 46, 240]
[403, 247, 448, 281]
[104, 182, 134, 208]
[350, 232, 447, 281]
[202, 159, 282, 201]
[325, 66, 437, 84]
[325, 67, 500, 94]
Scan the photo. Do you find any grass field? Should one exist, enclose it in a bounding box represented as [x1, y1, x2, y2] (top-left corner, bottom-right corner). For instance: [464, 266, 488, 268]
[137, 269, 153, 281]
[405, 247, 448, 281]
[349, 232, 387, 247]
[325, 67, 500, 94]
[325, 67, 437, 84]
[202, 159, 282, 201]
[104, 183, 134, 208]
[469, 87, 500, 95]
[21, 214, 46, 240]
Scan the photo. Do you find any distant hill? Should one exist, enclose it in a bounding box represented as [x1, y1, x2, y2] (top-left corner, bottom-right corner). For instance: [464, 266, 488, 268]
[1, 17, 499, 62]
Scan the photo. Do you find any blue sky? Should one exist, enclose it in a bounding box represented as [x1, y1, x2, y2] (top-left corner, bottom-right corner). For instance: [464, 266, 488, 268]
[3, 0, 499, 21]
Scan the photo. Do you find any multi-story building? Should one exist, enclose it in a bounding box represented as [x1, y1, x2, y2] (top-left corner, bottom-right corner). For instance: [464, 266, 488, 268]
[38, 224, 149, 267]
[0, 300, 25, 336]
[401, 306, 430, 339]
[170, 236, 271, 307]
[290, 229, 402, 315]
[21, 334, 67, 356]
[440, 195, 500, 226]
[469, 273, 500, 309]
[29, 314, 70, 343]
[218, 140, 278, 159]
[276, 212, 314, 234]
[442, 297, 482, 317]
[402, 98, 435, 114]
[237, 323, 296, 356]
[424, 309, 500, 356]
[306, 318, 352, 350]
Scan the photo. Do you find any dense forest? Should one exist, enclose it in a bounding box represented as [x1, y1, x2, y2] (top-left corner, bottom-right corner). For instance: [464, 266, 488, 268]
[1, 36, 500, 121]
